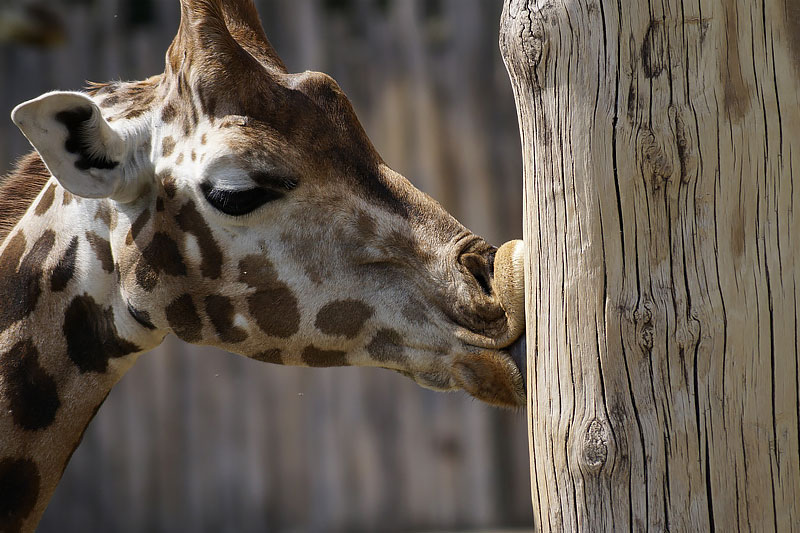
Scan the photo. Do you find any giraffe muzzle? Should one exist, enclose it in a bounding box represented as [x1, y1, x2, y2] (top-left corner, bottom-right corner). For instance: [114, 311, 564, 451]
[454, 239, 526, 350]
[491, 239, 526, 346]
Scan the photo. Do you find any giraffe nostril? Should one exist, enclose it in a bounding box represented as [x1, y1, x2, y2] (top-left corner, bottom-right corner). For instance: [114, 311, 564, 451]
[459, 251, 494, 296]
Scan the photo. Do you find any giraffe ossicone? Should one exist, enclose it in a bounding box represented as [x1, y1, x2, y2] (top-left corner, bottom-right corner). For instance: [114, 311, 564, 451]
[0, 0, 526, 530]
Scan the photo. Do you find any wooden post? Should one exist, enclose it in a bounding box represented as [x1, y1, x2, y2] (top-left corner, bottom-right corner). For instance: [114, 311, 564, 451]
[500, 0, 800, 529]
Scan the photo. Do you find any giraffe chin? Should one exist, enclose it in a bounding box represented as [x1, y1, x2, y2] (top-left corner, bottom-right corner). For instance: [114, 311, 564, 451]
[450, 349, 526, 408]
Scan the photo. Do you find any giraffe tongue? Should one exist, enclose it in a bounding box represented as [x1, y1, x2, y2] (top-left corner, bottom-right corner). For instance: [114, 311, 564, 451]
[490, 239, 526, 348]
[507, 334, 527, 391]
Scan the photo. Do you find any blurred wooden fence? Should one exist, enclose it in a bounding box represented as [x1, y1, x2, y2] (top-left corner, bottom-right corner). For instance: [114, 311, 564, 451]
[0, 1, 530, 531]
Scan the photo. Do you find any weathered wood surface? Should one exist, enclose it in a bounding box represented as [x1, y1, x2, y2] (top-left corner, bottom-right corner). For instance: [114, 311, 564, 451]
[0, 1, 532, 531]
[501, 0, 800, 530]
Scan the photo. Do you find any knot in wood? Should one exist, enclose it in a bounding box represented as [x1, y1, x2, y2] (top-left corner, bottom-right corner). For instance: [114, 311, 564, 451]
[633, 304, 653, 326]
[580, 418, 609, 473]
[640, 131, 674, 183]
[522, 13, 546, 69]
[501, 0, 556, 90]
[634, 302, 655, 351]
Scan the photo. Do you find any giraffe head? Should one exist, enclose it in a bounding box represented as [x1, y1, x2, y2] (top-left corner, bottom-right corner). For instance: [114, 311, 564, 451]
[10, 0, 526, 407]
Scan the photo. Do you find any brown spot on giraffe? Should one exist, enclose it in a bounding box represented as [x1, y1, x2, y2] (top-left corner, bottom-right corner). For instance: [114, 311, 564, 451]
[252, 349, 282, 364]
[176, 153, 185, 165]
[94, 203, 117, 231]
[237, 253, 278, 289]
[175, 200, 223, 279]
[0, 233, 27, 270]
[124, 107, 147, 120]
[302, 345, 347, 367]
[162, 136, 176, 158]
[135, 233, 187, 291]
[85, 231, 114, 273]
[100, 94, 120, 108]
[33, 183, 56, 216]
[245, 288, 300, 339]
[126, 209, 152, 246]
[238, 255, 300, 338]
[0, 457, 40, 532]
[63, 294, 139, 373]
[366, 329, 406, 364]
[50, 236, 79, 292]
[161, 172, 177, 199]
[161, 102, 178, 123]
[0, 230, 56, 333]
[166, 294, 203, 342]
[183, 114, 197, 138]
[315, 300, 373, 339]
[205, 295, 248, 343]
[401, 299, 429, 326]
[0, 339, 60, 430]
[62, 190, 74, 206]
[182, 117, 193, 137]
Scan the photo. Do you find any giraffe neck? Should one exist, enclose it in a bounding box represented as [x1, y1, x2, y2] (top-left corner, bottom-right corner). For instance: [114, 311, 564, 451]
[0, 176, 161, 532]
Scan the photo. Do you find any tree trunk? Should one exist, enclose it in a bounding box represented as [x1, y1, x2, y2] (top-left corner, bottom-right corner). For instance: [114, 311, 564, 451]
[500, 0, 800, 530]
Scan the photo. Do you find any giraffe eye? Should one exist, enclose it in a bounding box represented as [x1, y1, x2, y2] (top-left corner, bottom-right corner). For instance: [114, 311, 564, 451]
[201, 183, 283, 216]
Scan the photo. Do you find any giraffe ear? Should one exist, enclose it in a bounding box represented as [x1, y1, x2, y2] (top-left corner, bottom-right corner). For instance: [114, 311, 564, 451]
[11, 91, 142, 202]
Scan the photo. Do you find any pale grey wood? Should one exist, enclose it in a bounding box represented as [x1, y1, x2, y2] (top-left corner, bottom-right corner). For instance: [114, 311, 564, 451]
[500, 0, 800, 530]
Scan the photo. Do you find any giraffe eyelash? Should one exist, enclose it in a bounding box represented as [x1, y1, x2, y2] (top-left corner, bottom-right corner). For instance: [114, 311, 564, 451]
[200, 182, 284, 216]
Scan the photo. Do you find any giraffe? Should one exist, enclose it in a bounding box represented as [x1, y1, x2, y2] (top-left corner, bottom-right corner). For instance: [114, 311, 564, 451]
[0, 1, 526, 530]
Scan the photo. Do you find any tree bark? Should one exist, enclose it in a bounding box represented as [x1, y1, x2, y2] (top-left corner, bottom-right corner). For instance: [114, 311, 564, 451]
[500, 0, 800, 530]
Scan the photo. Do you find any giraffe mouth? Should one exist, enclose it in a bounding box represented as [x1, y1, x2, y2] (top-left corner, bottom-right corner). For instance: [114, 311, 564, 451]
[454, 239, 526, 350]
[442, 239, 526, 407]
